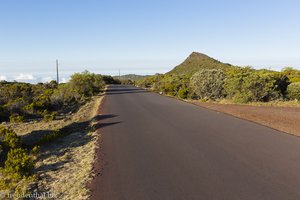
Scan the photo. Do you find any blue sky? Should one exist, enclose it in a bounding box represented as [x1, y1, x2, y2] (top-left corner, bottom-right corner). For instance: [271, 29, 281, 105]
[0, 0, 300, 82]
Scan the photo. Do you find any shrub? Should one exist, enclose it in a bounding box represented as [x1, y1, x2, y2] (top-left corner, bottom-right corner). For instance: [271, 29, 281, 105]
[69, 70, 105, 97]
[9, 114, 25, 123]
[3, 130, 21, 149]
[224, 67, 287, 103]
[178, 88, 189, 99]
[5, 98, 26, 115]
[4, 148, 34, 178]
[232, 92, 252, 104]
[43, 112, 56, 122]
[290, 77, 300, 83]
[190, 69, 226, 100]
[51, 83, 81, 106]
[0, 126, 11, 139]
[287, 82, 300, 100]
[102, 75, 121, 84]
[0, 71, 109, 123]
[31, 145, 40, 155]
[39, 129, 62, 144]
[282, 67, 300, 83]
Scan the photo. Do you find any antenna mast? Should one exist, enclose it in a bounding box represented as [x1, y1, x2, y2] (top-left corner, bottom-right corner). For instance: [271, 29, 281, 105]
[56, 59, 59, 84]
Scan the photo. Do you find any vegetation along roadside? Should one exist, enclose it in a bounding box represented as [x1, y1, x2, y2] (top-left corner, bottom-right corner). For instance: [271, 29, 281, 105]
[0, 71, 116, 199]
[135, 52, 300, 135]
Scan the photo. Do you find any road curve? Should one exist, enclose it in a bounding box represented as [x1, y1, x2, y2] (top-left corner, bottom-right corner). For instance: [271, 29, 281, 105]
[90, 85, 300, 200]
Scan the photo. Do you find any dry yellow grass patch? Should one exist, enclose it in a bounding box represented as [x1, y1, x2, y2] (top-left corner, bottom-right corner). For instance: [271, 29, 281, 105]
[33, 96, 103, 199]
[212, 99, 300, 108]
[4, 97, 102, 136]
[1, 95, 104, 199]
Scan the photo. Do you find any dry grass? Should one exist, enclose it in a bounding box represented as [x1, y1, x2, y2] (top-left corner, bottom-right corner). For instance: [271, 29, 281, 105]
[33, 96, 103, 199]
[1, 95, 104, 199]
[4, 98, 100, 136]
[209, 99, 300, 108]
[0, 174, 36, 200]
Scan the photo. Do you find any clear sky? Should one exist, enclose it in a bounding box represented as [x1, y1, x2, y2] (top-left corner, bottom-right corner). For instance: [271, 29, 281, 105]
[0, 0, 300, 82]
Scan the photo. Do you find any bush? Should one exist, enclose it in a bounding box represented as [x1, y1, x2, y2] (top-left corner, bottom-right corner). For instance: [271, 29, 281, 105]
[178, 88, 189, 99]
[224, 67, 287, 103]
[9, 114, 25, 123]
[190, 69, 226, 100]
[287, 82, 300, 100]
[4, 148, 34, 178]
[69, 70, 105, 97]
[282, 67, 300, 83]
[43, 112, 56, 122]
[3, 130, 21, 149]
[51, 83, 81, 106]
[232, 92, 252, 104]
[148, 74, 190, 97]
[0, 126, 11, 139]
[102, 75, 121, 84]
[31, 145, 40, 155]
[0, 71, 109, 123]
[39, 129, 62, 144]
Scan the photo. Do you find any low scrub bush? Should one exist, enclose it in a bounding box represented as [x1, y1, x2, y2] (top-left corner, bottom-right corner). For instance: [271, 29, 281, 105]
[0, 126, 11, 139]
[43, 112, 57, 122]
[4, 148, 34, 178]
[31, 145, 40, 155]
[0, 71, 109, 123]
[190, 69, 226, 100]
[178, 88, 189, 99]
[3, 130, 21, 149]
[224, 67, 288, 103]
[287, 82, 300, 100]
[1, 126, 21, 149]
[39, 129, 62, 144]
[9, 114, 25, 123]
[0, 126, 34, 188]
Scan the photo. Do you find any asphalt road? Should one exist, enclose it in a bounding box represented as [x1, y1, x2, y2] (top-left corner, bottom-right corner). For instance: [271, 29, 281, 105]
[90, 85, 300, 200]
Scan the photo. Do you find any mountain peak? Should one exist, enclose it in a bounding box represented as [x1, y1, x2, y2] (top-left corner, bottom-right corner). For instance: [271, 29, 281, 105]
[189, 52, 210, 58]
[168, 52, 231, 75]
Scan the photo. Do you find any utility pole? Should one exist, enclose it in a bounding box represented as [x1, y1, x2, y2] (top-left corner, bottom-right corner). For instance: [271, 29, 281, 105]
[119, 69, 121, 79]
[56, 59, 59, 84]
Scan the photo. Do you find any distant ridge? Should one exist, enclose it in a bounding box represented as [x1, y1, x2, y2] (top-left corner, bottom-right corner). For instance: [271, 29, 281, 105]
[114, 74, 149, 81]
[168, 52, 232, 75]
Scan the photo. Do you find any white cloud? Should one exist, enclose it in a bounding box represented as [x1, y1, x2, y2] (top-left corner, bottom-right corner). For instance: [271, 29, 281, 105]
[14, 73, 36, 81]
[42, 76, 54, 83]
[61, 77, 70, 83]
[0, 75, 6, 81]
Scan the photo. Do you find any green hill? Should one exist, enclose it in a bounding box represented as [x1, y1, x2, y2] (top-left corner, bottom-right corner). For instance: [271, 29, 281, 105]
[168, 52, 232, 76]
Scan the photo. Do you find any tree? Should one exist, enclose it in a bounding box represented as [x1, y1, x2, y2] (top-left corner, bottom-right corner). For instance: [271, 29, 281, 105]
[190, 69, 226, 100]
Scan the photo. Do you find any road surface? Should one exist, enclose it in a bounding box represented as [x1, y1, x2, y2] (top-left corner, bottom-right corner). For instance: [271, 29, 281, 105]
[90, 85, 300, 200]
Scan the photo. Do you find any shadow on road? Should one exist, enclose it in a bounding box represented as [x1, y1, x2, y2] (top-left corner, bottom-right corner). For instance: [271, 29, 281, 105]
[106, 87, 148, 95]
